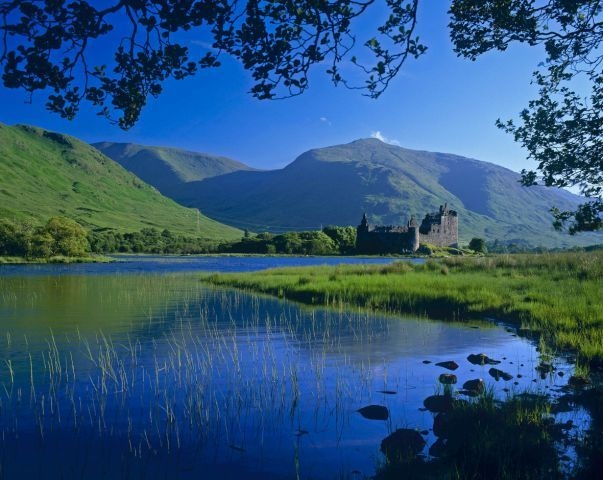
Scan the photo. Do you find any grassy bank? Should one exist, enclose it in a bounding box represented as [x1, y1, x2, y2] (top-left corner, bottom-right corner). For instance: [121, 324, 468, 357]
[204, 251, 603, 366]
[0, 255, 112, 264]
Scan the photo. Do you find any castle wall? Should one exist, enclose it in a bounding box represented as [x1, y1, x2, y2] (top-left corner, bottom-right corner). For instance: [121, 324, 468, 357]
[356, 204, 458, 253]
[419, 205, 458, 247]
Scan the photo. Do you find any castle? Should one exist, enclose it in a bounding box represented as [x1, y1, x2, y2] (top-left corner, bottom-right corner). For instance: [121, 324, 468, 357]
[356, 203, 458, 253]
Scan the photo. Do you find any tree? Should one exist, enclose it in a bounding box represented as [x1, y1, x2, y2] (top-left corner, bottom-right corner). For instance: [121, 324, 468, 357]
[2, 1, 601, 233]
[42, 216, 90, 256]
[468, 237, 486, 254]
[448, 0, 603, 233]
[0, 0, 425, 128]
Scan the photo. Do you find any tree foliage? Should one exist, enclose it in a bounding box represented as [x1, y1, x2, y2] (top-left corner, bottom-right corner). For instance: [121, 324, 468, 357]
[449, 0, 603, 233]
[0, 0, 424, 128]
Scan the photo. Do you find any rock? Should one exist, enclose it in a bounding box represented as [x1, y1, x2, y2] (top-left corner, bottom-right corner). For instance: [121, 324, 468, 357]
[536, 363, 554, 374]
[462, 378, 485, 395]
[378, 390, 397, 395]
[429, 438, 447, 457]
[433, 412, 451, 438]
[422, 360, 432, 364]
[438, 373, 458, 385]
[423, 394, 454, 413]
[380, 429, 426, 461]
[568, 375, 591, 388]
[435, 360, 459, 371]
[467, 353, 501, 365]
[357, 404, 389, 420]
[489, 368, 513, 381]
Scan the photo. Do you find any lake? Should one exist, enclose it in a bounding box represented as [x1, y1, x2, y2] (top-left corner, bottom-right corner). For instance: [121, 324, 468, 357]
[0, 256, 580, 479]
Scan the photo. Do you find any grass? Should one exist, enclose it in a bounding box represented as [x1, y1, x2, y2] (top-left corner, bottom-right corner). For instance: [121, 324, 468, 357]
[0, 123, 241, 240]
[0, 255, 113, 264]
[203, 251, 603, 367]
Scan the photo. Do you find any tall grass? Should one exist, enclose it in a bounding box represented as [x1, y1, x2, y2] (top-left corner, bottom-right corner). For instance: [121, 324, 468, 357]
[204, 251, 603, 366]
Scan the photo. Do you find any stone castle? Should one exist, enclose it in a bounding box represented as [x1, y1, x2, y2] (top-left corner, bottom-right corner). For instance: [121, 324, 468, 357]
[356, 203, 458, 253]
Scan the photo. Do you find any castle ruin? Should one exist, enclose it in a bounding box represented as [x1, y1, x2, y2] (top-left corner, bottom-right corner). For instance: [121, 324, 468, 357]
[356, 203, 458, 254]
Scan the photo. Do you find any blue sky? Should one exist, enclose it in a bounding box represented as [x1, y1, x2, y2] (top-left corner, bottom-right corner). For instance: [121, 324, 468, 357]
[0, 3, 544, 172]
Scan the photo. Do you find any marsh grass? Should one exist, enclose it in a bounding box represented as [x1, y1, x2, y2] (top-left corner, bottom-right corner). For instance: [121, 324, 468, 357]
[203, 251, 603, 366]
[376, 391, 561, 480]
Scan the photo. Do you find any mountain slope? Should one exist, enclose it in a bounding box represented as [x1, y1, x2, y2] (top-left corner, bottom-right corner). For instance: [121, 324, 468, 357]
[171, 139, 599, 248]
[93, 142, 255, 197]
[0, 124, 241, 240]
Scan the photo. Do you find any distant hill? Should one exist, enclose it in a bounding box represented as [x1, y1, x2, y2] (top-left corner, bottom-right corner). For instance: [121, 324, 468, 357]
[0, 124, 241, 240]
[164, 139, 599, 248]
[93, 142, 255, 197]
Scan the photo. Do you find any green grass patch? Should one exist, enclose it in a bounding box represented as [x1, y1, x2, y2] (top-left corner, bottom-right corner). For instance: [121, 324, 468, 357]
[203, 251, 603, 366]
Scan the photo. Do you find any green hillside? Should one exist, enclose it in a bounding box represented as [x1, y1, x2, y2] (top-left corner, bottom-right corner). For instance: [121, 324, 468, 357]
[93, 142, 254, 197]
[0, 124, 241, 240]
[171, 139, 600, 248]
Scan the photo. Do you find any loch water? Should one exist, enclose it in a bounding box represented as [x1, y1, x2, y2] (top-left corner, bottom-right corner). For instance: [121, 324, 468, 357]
[0, 256, 581, 479]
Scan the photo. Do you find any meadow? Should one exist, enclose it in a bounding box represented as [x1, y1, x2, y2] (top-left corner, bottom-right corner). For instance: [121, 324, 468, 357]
[204, 251, 603, 368]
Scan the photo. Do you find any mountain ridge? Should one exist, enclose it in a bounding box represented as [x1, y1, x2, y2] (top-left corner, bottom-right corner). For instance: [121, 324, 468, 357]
[0, 123, 241, 240]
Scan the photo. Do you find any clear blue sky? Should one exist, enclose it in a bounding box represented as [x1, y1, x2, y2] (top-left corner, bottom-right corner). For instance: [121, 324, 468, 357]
[0, 3, 543, 172]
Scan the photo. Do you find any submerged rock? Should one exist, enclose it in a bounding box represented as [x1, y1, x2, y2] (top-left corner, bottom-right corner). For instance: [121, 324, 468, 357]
[568, 375, 591, 388]
[462, 378, 485, 395]
[381, 429, 426, 461]
[424, 394, 454, 413]
[489, 368, 514, 381]
[357, 404, 389, 420]
[467, 353, 501, 365]
[438, 373, 458, 385]
[433, 412, 451, 438]
[429, 437, 447, 457]
[435, 360, 459, 371]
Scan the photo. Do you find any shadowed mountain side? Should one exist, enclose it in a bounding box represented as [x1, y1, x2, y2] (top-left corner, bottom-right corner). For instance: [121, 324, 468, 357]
[0, 124, 241, 240]
[93, 142, 255, 197]
[172, 139, 600, 248]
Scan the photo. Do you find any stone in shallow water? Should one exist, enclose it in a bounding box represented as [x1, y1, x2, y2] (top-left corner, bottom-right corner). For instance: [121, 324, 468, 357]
[489, 368, 513, 381]
[467, 353, 501, 365]
[435, 360, 459, 371]
[381, 429, 426, 461]
[357, 404, 389, 420]
[423, 394, 454, 413]
[462, 378, 485, 395]
[438, 373, 458, 385]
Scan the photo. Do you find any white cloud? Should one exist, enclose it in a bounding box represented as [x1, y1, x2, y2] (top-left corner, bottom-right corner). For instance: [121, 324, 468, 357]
[320, 116, 332, 126]
[370, 131, 401, 146]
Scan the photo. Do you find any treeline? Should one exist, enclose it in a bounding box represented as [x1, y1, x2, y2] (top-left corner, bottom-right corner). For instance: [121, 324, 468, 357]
[0, 217, 90, 258]
[223, 226, 357, 255]
[0, 218, 359, 258]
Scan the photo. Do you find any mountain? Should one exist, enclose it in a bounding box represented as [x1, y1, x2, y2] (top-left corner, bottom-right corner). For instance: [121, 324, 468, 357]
[92, 142, 255, 197]
[158, 139, 598, 248]
[0, 124, 241, 240]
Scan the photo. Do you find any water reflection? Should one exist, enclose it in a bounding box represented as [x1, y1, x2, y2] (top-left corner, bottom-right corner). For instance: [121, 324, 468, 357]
[0, 273, 580, 479]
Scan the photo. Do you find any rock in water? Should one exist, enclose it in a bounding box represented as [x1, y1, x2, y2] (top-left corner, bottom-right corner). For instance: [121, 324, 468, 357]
[423, 395, 454, 413]
[489, 368, 513, 381]
[467, 353, 501, 365]
[435, 360, 459, 371]
[381, 429, 426, 461]
[438, 373, 458, 385]
[357, 404, 389, 420]
[462, 378, 485, 395]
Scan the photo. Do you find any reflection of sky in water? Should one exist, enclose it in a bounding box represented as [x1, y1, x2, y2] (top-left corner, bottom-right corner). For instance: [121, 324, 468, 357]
[0, 270, 582, 479]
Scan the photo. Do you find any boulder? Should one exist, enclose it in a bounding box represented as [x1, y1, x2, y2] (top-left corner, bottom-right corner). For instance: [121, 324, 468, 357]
[433, 412, 451, 438]
[467, 353, 501, 365]
[429, 438, 447, 457]
[423, 394, 454, 413]
[462, 378, 485, 395]
[357, 404, 389, 420]
[488, 368, 513, 381]
[380, 429, 426, 461]
[438, 373, 458, 385]
[435, 360, 459, 371]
